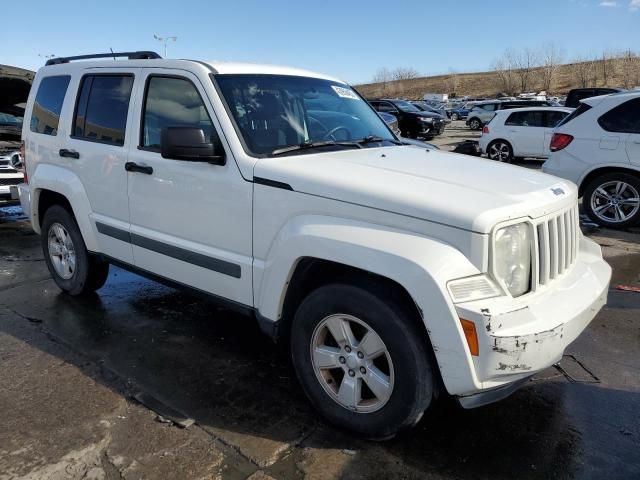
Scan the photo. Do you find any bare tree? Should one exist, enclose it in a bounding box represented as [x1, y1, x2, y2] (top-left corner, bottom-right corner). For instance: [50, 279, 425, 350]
[619, 49, 640, 89]
[539, 43, 564, 93]
[513, 48, 539, 93]
[391, 67, 420, 81]
[492, 49, 517, 95]
[571, 55, 598, 88]
[600, 49, 616, 87]
[371, 67, 392, 95]
[442, 70, 460, 96]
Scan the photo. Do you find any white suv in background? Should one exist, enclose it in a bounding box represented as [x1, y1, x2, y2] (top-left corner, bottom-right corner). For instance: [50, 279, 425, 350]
[543, 92, 640, 229]
[19, 51, 611, 438]
[479, 107, 573, 162]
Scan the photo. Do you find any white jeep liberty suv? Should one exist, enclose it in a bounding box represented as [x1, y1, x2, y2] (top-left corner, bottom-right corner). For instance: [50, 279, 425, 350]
[19, 51, 611, 438]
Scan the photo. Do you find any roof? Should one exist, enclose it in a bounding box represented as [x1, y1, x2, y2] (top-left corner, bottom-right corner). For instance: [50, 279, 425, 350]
[493, 106, 574, 115]
[39, 55, 344, 83]
[583, 90, 640, 106]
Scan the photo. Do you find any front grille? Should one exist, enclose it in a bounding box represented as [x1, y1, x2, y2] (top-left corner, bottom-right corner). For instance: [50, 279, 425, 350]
[535, 203, 580, 287]
[0, 177, 23, 186]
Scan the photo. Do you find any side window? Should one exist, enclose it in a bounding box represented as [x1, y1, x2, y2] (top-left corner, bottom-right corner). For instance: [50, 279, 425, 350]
[505, 112, 526, 126]
[598, 98, 640, 134]
[480, 104, 496, 112]
[546, 111, 569, 128]
[376, 102, 397, 113]
[73, 75, 134, 145]
[30, 76, 71, 136]
[141, 76, 216, 150]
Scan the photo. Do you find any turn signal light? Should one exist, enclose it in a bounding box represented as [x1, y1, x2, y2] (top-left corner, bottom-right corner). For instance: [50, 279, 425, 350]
[460, 319, 479, 356]
[550, 133, 574, 152]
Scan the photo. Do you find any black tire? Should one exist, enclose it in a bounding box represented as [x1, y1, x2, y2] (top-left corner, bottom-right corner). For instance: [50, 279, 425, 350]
[450, 113, 459, 121]
[583, 172, 640, 229]
[41, 205, 110, 295]
[290, 282, 434, 439]
[487, 140, 513, 162]
[468, 118, 482, 130]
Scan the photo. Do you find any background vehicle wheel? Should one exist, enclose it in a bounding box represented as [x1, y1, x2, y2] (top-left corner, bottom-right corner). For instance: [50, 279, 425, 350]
[468, 118, 481, 130]
[583, 172, 640, 229]
[291, 282, 434, 439]
[450, 113, 459, 121]
[487, 140, 513, 162]
[42, 205, 110, 295]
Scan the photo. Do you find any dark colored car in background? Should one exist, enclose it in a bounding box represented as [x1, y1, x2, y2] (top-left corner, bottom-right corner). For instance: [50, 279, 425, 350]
[377, 111, 401, 136]
[369, 98, 446, 139]
[410, 101, 451, 123]
[564, 87, 624, 108]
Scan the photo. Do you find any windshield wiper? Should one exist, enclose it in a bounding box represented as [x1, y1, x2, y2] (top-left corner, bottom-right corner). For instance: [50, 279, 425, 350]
[357, 135, 403, 146]
[271, 140, 363, 156]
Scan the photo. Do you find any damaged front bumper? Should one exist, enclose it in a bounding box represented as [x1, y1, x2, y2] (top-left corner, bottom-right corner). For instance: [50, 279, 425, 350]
[452, 235, 611, 405]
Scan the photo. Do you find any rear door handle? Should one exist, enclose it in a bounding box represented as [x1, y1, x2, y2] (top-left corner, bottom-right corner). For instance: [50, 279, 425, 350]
[59, 149, 80, 159]
[125, 162, 153, 175]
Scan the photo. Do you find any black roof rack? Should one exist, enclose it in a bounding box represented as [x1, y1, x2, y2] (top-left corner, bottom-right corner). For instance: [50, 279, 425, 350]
[45, 51, 161, 66]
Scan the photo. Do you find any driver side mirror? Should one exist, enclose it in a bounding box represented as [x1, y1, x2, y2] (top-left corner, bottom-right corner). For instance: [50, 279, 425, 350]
[161, 127, 226, 165]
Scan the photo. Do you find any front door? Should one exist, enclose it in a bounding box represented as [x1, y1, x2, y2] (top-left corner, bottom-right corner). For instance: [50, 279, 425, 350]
[505, 110, 545, 157]
[125, 69, 253, 306]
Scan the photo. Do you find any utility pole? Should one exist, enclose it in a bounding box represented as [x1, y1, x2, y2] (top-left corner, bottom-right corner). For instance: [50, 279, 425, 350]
[153, 35, 177, 57]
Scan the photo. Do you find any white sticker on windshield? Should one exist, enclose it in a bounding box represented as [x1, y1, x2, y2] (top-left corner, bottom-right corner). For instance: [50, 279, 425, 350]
[332, 85, 360, 100]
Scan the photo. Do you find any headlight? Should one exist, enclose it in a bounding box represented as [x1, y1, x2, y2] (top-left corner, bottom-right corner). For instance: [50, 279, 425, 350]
[420, 117, 434, 123]
[493, 223, 532, 297]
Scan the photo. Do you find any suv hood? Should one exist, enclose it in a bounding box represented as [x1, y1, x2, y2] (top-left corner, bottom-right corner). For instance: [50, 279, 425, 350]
[254, 146, 576, 234]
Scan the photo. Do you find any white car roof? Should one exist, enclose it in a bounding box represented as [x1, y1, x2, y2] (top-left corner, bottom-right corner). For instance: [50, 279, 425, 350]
[494, 106, 574, 115]
[583, 90, 640, 106]
[38, 57, 345, 84]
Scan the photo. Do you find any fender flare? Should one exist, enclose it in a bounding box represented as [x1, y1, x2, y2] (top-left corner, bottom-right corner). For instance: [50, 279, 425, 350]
[30, 163, 99, 251]
[577, 162, 640, 192]
[254, 215, 483, 394]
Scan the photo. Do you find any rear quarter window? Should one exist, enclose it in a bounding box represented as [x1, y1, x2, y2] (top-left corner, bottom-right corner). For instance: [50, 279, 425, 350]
[598, 98, 640, 134]
[556, 103, 592, 128]
[30, 75, 71, 136]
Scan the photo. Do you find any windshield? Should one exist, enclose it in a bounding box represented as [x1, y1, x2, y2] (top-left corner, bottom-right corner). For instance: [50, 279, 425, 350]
[392, 100, 421, 112]
[215, 74, 395, 156]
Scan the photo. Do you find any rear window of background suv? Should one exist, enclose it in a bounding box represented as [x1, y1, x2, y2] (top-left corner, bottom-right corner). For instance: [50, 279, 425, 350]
[30, 76, 71, 136]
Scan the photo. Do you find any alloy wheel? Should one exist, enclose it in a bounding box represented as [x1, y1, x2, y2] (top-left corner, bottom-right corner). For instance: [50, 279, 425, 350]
[590, 180, 640, 224]
[488, 142, 511, 162]
[47, 223, 76, 280]
[310, 314, 394, 413]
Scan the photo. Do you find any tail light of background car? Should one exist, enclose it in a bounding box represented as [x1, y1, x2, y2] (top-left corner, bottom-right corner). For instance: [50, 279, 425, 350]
[550, 133, 574, 152]
[482, 126, 489, 135]
[20, 141, 27, 183]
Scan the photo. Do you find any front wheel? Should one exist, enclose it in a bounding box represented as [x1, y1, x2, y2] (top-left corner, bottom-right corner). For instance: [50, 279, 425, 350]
[583, 173, 640, 229]
[42, 205, 110, 295]
[450, 113, 459, 121]
[291, 283, 434, 439]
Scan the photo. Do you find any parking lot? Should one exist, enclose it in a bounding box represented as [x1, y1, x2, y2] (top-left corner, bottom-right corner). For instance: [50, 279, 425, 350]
[1, 121, 639, 480]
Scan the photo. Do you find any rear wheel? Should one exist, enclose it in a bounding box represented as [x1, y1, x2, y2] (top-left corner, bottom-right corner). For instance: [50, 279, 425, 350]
[450, 113, 459, 121]
[468, 118, 481, 130]
[42, 205, 110, 295]
[583, 172, 640, 229]
[290, 282, 434, 439]
[487, 140, 513, 162]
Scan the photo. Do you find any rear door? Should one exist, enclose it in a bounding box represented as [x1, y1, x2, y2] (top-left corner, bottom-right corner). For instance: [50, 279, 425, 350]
[504, 110, 546, 156]
[64, 68, 140, 263]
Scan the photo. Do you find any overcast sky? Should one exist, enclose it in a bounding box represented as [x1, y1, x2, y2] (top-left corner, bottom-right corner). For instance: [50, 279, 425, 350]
[3, 0, 639, 84]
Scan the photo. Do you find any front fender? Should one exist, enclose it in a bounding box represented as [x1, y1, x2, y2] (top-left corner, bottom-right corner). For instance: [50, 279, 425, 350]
[254, 215, 482, 395]
[30, 163, 98, 251]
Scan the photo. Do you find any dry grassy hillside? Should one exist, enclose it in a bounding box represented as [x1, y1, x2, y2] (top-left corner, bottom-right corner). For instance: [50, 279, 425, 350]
[355, 58, 638, 100]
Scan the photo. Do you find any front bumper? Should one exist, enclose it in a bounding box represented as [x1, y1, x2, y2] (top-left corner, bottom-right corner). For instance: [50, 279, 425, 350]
[17, 183, 31, 218]
[418, 121, 446, 137]
[452, 235, 610, 401]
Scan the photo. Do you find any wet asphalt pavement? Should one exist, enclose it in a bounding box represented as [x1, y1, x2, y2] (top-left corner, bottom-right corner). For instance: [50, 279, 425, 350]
[0, 201, 639, 480]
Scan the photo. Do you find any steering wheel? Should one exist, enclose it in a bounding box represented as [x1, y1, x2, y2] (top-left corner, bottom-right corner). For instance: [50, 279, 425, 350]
[322, 126, 352, 141]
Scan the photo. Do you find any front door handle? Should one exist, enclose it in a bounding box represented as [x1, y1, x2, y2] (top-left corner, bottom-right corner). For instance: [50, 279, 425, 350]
[125, 162, 153, 175]
[59, 149, 80, 159]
